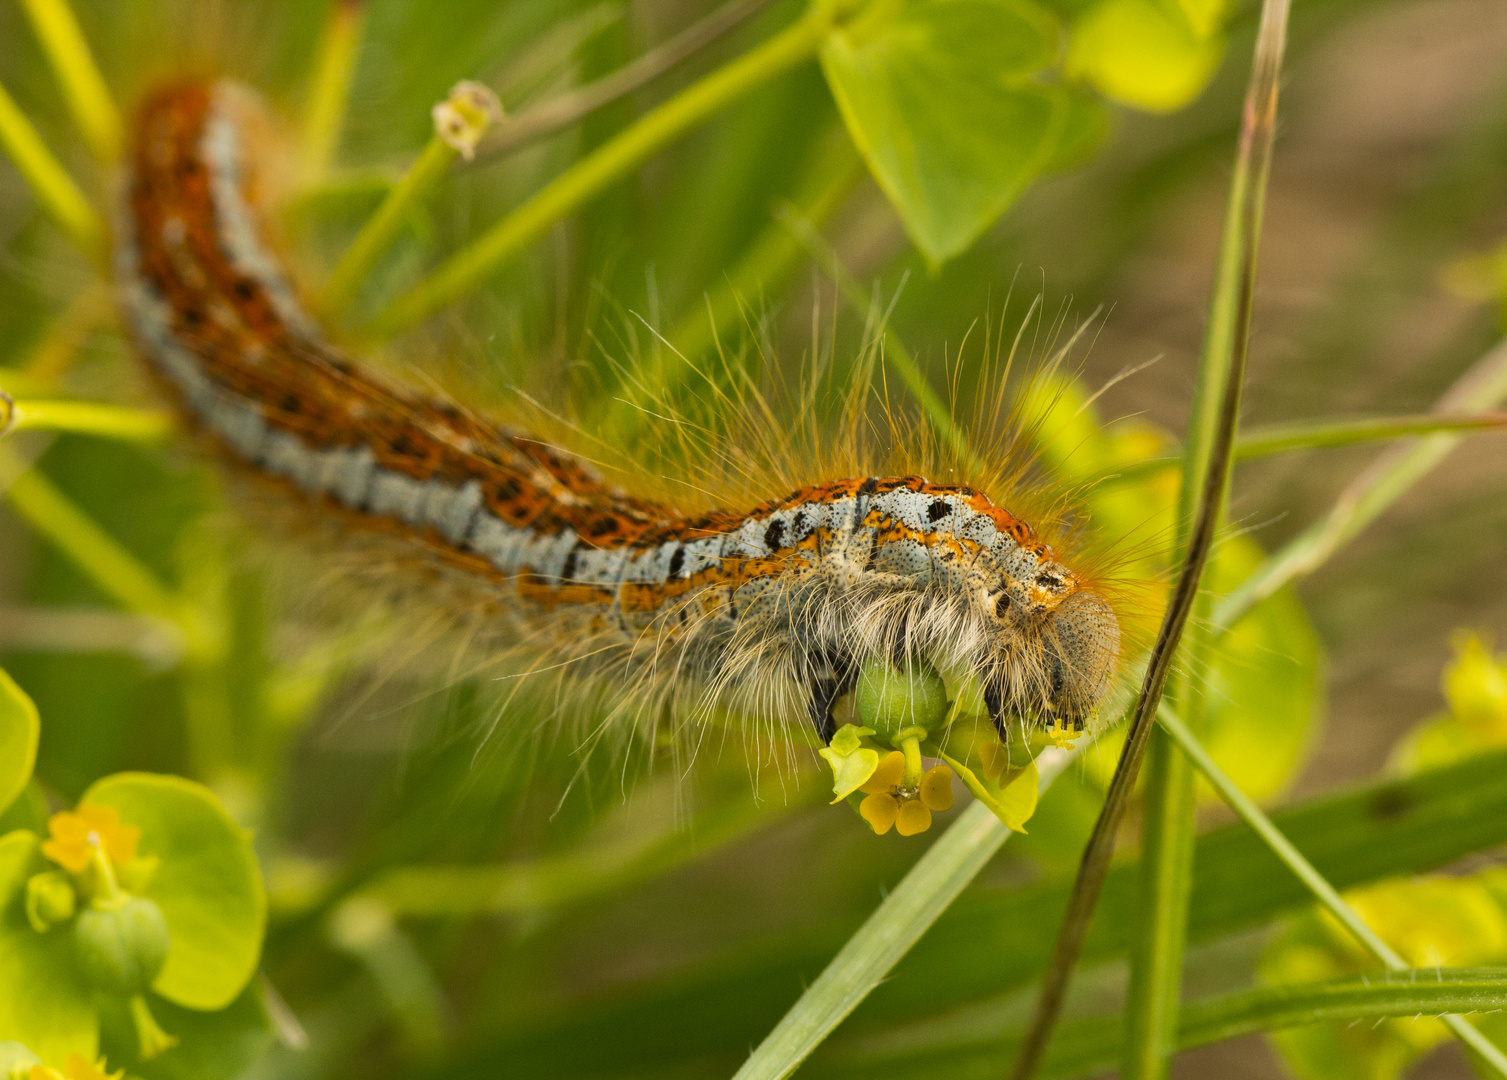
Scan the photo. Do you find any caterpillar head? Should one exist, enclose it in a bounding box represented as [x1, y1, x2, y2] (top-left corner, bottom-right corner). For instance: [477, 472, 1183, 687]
[985, 560, 1121, 732]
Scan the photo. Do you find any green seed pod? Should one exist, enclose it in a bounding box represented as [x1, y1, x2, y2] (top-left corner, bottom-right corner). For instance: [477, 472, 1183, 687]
[855, 655, 948, 744]
[72, 894, 171, 997]
[0, 1042, 42, 1080]
[24, 870, 76, 932]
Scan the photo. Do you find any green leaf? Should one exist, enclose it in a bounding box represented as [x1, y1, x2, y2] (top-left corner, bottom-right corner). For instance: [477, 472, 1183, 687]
[821, 0, 1069, 264]
[0, 829, 96, 1066]
[0, 669, 38, 818]
[82, 775, 265, 1011]
[1066, 0, 1225, 113]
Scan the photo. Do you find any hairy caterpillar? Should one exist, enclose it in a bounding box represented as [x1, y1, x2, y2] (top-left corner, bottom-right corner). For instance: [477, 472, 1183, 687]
[114, 79, 1121, 751]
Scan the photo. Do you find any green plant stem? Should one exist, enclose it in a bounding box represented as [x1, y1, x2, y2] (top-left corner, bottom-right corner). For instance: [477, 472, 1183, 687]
[0, 76, 106, 261]
[319, 135, 459, 317]
[1156, 705, 1507, 1077]
[778, 206, 990, 479]
[2, 400, 173, 442]
[475, 0, 770, 163]
[301, 0, 367, 180]
[17, 0, 120, 162]
[365, 3, 837, 340]
[0, 446, 183, 625]
[1215, 334, 1507, 632]
[1015, 5, 1288, 1078]
[1103, 410, 1507, 489]
[732, 744, 1079, 1080]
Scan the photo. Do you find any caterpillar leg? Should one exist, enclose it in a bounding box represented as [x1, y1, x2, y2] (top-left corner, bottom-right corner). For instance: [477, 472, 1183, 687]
[983, 680, 1010, 743]
[805, 651, 857, 744]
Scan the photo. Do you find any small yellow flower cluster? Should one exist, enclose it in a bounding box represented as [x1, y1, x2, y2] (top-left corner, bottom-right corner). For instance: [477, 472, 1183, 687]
[818, 725, 956, 836]
[855, 751, 954, 836]
[39, 805, 138, 874]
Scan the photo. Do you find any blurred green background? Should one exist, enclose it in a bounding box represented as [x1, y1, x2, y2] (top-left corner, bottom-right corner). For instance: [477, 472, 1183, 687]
[2, 0, 1507, 1077]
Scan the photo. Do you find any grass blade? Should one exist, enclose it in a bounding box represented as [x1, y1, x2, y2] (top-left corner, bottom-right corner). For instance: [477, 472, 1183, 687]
[1099, 410, 1507, 490]
[1156, 705, 1507, 1076]
[1016, 3, 1290, 1076]
[729, 746, 1078, 1080]
[1216, 335, 1507, 631]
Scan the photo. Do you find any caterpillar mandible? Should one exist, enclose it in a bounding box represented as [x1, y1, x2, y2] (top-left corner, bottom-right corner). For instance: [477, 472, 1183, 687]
[115, 80, 1121, 756]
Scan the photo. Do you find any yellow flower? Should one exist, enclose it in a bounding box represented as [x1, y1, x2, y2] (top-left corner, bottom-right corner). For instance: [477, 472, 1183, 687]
[856, 761, 955, 836]
[859, 751, 905, 794]
[40, 804, 140, 874]
[859, 792, 900, 834]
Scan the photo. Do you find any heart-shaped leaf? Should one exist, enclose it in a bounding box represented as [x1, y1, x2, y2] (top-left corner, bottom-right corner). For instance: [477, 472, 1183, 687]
[83, 775, 265, 1011]
[821, 0, 1072, 265]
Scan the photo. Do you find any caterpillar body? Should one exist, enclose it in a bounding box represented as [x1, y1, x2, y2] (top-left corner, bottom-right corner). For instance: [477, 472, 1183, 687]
[114, 80, 1121, 746]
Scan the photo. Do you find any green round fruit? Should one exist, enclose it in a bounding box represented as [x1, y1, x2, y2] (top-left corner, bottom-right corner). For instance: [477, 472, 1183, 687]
[72, 894, 171, 997]
[855, 655, 948, 743]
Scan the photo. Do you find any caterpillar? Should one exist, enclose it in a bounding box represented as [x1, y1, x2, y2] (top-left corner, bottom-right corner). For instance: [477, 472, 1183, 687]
[114, 79, 1121, 750]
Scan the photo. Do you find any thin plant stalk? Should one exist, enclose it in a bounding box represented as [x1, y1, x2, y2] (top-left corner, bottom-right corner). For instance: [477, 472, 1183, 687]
[1, 399, 173, 443]
[732, 744, 1079, 1080]
[1215, 334, 1507, 631]
[301, 0, 368, 181]
[319, 137, 461, 317]
[1124, 0, 1291, 1069]
[1101, 410, 1507, 489]
[17, 0, 120, 162]
[0, 446, 183, 625]
[365, 4, 837, 340]
[319, 80, 502, 317]
[1156, 705, 1507, 1077]
[0, 77, 106, 261]
[475, 0, 770, 163]
[1011, 2, 1289, 1077]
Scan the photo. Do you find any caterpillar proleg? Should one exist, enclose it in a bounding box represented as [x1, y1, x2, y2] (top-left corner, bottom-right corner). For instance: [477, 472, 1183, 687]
[115, 80, 1121, 757]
